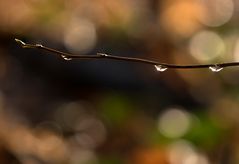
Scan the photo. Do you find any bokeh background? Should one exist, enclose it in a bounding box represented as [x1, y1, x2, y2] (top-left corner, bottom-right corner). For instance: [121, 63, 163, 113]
[0, 0, 239, 163]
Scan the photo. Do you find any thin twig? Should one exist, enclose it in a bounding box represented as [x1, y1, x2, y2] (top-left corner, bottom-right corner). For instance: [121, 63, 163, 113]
[15, 38, 239, 71]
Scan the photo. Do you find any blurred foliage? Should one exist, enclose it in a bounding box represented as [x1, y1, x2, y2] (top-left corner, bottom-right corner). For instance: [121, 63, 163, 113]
[99, 93, 134, 127]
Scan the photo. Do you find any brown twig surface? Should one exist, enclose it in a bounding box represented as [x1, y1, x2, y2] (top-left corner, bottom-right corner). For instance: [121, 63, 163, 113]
[15, 38, 239, 72]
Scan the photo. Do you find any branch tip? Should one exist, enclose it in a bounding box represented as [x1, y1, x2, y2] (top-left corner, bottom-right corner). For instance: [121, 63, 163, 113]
[15, 38, 26, 46]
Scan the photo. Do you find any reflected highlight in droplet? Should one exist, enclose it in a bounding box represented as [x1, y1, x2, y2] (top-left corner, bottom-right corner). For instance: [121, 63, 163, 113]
[209, 65, 223, 72]
[36, 44, 43, 47]
[154, 65, 168, 72]
[61, 55, 72, 61]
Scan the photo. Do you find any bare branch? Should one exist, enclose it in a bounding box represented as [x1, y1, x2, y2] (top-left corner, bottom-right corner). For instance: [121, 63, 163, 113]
[15, 38, 239, 72]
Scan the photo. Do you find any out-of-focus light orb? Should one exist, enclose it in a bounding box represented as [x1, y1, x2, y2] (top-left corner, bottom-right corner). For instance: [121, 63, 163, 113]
[34, 121, 63, 139]
[74, 117, 107, 149]
[168, 140, 209, 164]
[189, 31, 225, 62]
[160, 1, 203, 38]
[233, 38, 239, 61]
[70, 149, 98, 164]
[158, 108, 191, 138]
[0, 1, 33, 32]
[54, 101, 107, 149]
[55, 102, 86, 130]
[197, 0, 234, 27]
[64, 18, 97, 53]
[184, 153, 209, 164]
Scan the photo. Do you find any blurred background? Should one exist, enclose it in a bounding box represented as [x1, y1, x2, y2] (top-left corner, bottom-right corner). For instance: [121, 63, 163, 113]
[0, 0, 239, 163]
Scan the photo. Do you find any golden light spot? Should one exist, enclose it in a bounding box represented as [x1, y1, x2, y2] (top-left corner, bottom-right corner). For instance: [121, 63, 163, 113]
[160, 1, 203, 38]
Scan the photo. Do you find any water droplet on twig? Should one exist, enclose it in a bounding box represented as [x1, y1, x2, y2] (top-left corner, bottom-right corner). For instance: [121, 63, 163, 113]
[36, 44, 43, 47]
[61, 55, 72, 61]
[97, 53, 108, 57]
[209, 65, 223, 72]
[154, 65, 168, 72]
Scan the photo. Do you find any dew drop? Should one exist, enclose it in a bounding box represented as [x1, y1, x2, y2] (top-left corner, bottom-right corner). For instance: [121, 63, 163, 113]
[61, 55, 72, 61]
[209, 65, 223, 72]
[36, 44, 43, 47]
[154, 65, 168, 72]
[97, 53, 108, 57]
